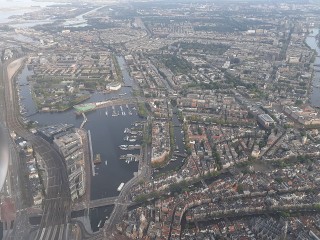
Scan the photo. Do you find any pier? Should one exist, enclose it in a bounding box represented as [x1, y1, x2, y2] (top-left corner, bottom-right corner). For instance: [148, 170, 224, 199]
[88, 130, 95, 176]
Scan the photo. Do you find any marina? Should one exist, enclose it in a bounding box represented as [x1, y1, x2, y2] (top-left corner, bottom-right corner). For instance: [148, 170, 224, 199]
[119, 154, 141, 164]
[119, 145, 141, 150]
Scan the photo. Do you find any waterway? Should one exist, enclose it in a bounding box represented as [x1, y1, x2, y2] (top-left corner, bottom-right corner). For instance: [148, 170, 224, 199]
[62, 5, 105, 28]
[16, 56, 141, 231]
[155, 108, 186, 175]
[0, 0, 59, 24]
[18, 56, 140, 199]
[305, 28, 320, 107]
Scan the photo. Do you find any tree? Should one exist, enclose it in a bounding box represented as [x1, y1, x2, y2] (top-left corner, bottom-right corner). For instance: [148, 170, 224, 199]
[237, 184, 244, 194]
[295, 99, 303, 106]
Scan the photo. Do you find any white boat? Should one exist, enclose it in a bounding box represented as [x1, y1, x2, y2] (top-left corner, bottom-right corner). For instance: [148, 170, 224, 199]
[119, 145, 128, 150]
[117, 182, 125, 191]
[104, 160, 108, 166]
[105, 111, 108, 116]
[98, 220, 102, 228]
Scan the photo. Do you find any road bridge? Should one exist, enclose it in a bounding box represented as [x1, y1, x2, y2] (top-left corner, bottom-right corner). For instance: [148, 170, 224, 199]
[173, 152, 187, 158]
[72, 196, 119, 211]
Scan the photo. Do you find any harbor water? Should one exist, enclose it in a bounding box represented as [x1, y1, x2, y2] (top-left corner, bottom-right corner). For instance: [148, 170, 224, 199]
[18, 56, 140, 199]
[305, 28, 320, 107]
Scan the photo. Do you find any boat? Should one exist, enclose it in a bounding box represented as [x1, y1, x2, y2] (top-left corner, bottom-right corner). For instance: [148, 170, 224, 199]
[104, 160, 108, 166]
[94, 154, 102, 165]
[117, 183, 125, 191]
[119, 145, 128, 150]
[119, 93, 127, 96]
[97, 220, 102, 228]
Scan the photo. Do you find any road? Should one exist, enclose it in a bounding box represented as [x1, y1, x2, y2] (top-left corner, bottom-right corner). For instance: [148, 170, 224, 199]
[72, 197, 118, 211]
[1, 59, 72, 240]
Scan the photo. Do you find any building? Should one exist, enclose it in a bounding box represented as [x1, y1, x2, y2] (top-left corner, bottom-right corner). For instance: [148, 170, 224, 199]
[106, 82, 121, 91]
[37, 124, 74, 142]
[53, 128, 85, 201]
[257, 114, 275, 128]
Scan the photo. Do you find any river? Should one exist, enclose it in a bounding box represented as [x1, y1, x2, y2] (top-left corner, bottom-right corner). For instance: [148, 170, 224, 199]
[305, 28, 320, 107]
[0, 0, 59, 24]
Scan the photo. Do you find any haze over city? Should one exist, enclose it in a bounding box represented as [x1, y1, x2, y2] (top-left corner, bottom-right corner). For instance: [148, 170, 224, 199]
[0, 0, 320, 239]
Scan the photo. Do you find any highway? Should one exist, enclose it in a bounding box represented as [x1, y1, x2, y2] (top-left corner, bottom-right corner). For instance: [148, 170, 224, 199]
[1, 59, 72, 240]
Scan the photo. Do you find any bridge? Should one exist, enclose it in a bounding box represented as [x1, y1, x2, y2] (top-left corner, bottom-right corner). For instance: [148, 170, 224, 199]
[72, 195, 137, 212]
[173, 152, 188, 158]
[80, 112, 87, 129]
[72, 196, 119, 211]
[74, 97, 143, 114]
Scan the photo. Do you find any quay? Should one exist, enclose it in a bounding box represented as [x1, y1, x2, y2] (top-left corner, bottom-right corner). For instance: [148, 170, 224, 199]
[74, 97, 142, 114]
[88, 130, 95, 176]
